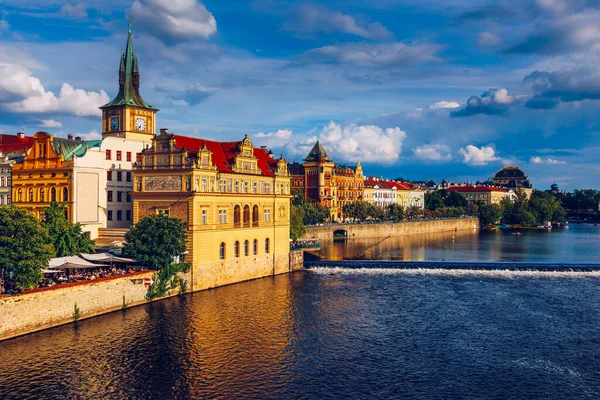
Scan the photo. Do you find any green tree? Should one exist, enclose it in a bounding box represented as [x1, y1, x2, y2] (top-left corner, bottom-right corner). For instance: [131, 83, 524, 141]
[425, 191, 444, 210]
[386, 204, 405, 222]
[479, 203, 503, 226]
[0, 206, 55, 292]
[42, 202, 94, 257]
[290, 204, 306, 240]
[443, 191, 468, 208]
[122, 214, 187, 269]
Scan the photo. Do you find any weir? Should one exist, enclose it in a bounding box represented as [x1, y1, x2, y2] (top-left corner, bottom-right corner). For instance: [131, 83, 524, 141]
[305, 260, 600, 272]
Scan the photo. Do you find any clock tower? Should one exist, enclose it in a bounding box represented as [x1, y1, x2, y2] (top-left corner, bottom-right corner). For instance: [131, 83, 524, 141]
[100, 26, 158, 140]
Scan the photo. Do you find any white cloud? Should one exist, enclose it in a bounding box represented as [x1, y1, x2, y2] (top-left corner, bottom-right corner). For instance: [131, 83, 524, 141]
[413, 144, 452, 161]
[58, 3, 87, 19]
[40, 119, 63, 129]
[458, 145, 499, 165]
[428, 101, 460, 109]
[255, 129, 292, 139]
[0, 64, 109, 117]
[317, 121, 407, 163]
[478, 31, 502, 47]
[0, 20, 9, 33]
[530, 156, 566, 164]
[130, 0, 217, 43]
[73, 130, 101, 141]
[305, 41, 442, 68]
[284, 4, 391, 40]
[452, 88, 518, 117]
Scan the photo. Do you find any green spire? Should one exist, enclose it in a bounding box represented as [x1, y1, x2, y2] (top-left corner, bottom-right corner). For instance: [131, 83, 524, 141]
[101, 25, 157, 110]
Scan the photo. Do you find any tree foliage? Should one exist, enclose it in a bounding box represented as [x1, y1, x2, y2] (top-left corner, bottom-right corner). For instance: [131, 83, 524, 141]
[290, 204, 307, 240]
[478, 203, 503, 226]
[292, 194, 330, 225]
[0, 206, 55, 292]
[501, 190, 566, 226]
[42, 202, 94, 257]
[122, 214, 187, 269]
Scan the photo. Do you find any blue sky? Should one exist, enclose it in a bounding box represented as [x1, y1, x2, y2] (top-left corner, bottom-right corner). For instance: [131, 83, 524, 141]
[1, 0, 599, 190]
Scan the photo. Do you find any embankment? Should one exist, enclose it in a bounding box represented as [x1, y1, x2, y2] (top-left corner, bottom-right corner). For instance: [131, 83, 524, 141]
[1, 249, 305, 342]
[302, 217, 479, 241]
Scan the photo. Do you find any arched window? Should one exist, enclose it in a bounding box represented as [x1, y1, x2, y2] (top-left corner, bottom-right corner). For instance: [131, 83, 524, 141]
[17, 188, 22, 202]
[265, 238, 270, 254]
[234, 205, 241, 228]
[252, 205, 259, 227]
[253, 239, 258, 255]
[28, 188, 34, 202]
[219, 242, 226, 260]
[234, 241, 240, 258]
[244, 240, 249, 256]
[63, 187, 69, 202]
[243, 205, 250, 227]
[40, 187, 45, 202]
[51, 187, 57, 202]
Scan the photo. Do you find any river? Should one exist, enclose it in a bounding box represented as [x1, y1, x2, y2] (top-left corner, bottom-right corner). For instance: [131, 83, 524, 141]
[1, 223, 600, 399]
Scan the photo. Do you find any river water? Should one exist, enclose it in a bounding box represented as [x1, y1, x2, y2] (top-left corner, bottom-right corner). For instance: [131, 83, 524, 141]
[2, 224, 600, 399]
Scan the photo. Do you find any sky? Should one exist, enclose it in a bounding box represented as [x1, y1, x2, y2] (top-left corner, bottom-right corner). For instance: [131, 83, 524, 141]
[1, 0, 599, 190]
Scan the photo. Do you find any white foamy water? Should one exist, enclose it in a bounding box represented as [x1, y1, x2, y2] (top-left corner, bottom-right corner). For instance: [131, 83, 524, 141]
[308, 267, 600, 279]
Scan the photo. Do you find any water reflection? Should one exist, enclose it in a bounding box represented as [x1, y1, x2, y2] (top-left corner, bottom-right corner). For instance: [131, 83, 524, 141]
[319, 224, 600, 264]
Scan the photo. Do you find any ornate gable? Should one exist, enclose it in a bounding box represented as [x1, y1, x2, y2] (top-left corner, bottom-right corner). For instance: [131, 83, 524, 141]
[233, 135, 260, 174]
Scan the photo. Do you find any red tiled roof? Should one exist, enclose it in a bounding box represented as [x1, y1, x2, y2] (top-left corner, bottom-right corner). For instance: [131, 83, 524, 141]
[448, 186, 508, 193]
[172, 134, 278, 176]
[0, 134, 33, 156]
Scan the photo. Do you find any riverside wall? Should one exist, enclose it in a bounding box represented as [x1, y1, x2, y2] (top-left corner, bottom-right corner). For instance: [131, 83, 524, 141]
[0, 250, 305, 342]
[302, 217, 479, 241]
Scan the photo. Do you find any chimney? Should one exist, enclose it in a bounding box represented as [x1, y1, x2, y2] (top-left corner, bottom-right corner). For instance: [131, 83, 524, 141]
[17, 131, 25, 139]
[68, 134, 74, 140]
[160, 128, 169, 134]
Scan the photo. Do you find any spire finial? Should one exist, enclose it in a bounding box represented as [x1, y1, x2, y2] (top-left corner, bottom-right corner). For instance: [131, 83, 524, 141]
[127, 14, 132, 33]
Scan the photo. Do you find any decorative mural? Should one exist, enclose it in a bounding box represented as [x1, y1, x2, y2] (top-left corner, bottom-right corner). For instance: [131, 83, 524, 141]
[144, 176, 182, 191]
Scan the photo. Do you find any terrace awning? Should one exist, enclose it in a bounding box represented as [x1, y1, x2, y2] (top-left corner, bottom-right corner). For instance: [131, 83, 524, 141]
[49, 256, 109, 270]
[80, 253, 137, 263]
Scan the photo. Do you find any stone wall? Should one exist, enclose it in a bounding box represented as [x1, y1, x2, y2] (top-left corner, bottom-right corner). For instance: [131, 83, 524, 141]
[302, 217, 479, 241]
[0, 271, 192, 342]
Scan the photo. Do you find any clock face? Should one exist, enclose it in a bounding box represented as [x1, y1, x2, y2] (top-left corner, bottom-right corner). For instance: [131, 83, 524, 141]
[135, 117, 146, 131]
[110, 117, 119, 131]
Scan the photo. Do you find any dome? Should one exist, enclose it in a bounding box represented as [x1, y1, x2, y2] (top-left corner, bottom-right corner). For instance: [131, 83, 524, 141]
[494, 166, 525, 179]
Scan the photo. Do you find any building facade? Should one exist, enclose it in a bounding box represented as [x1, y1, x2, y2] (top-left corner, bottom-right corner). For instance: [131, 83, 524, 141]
[289, 141, 364, 221]
[0, 152, 13, 205]
[447, 186, 515, 205]
[131, 130, 292, 291]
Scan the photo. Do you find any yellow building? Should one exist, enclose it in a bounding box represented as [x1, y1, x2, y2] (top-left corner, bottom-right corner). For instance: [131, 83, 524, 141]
[131, 129, 292, 291]
[11, 131, 102, 222]
[447, 186, 515, 205]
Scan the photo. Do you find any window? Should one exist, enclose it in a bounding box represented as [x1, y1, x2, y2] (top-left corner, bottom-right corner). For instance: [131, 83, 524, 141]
[234, 241, 240, 258]
[108, 191, 113, 202]
[235, 181, 239, 193]
[117, 191, 122, 202]
[253, 239, 258, 255]
[202, 179, 207, 192]
[51, 188, 56, 202]
[126, 152, 132, 162]
[0, 177, 4, 187]
[244, 240, 249, 257]
[219, 242, 226, 260]
[265, 238, 270, 254]
[40, 188, 45, 202]
[28, 188, 34, 202]
[234, 205, 241, 228]
[0, 195, 3, 205]
[17, 188, 22, 202]
[202, 209, 207, 225]
[157, 209, 169, 216]
[126, 210, 131, 221]
[117, 210, 123, 221]
[108, 210, 113, 221]
[218, 210, 227, 224]
[136, 153, 142, 162]
[126, 172, 132, 182]
[127, 194, 132, 203]
[252, 205, 259, 227]
[117, 171, 122, 182]
[106, 149, 112, 160]
[264, 209, 271, 222]
[107, 171, 112, 181]
[63, 188, 68, 201]
[243, 205, 250, 227]
[253, 182, 257, 194]
[116, 151, 122, 161]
